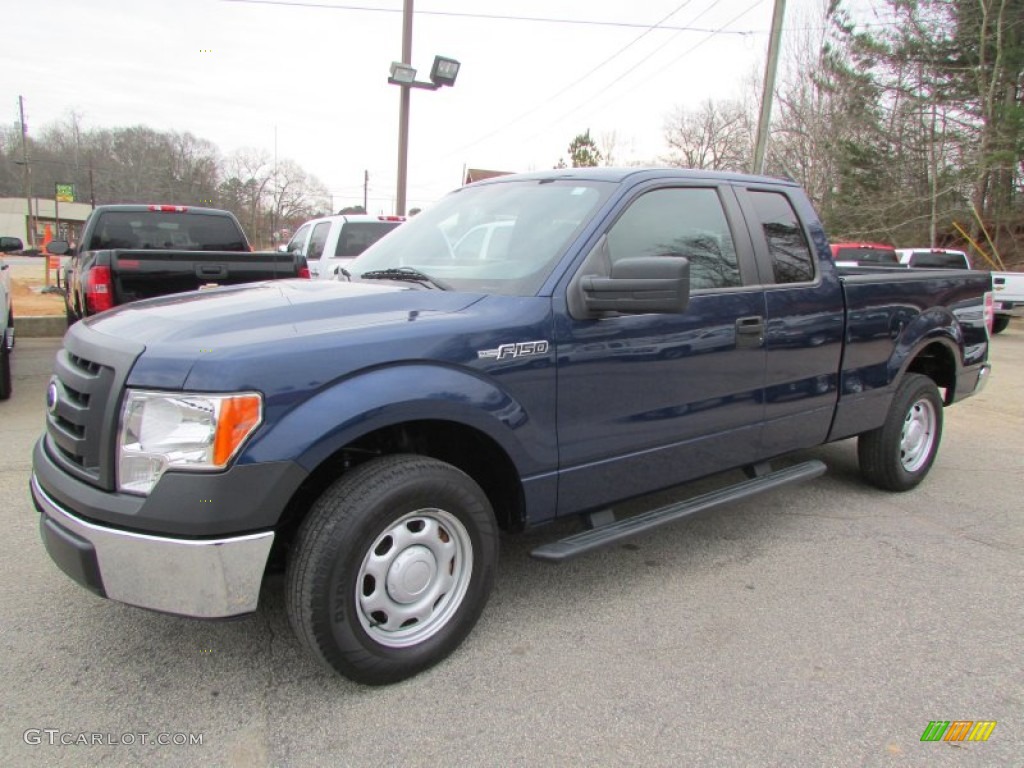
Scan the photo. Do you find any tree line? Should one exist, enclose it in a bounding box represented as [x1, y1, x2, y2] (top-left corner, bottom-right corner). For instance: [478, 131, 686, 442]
[0, 113, 331, 248]
[658, 0, 1022, 267]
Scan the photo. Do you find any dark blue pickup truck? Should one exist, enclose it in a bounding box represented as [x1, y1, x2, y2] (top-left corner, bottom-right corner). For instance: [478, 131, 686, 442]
[32, 168, 993, 684]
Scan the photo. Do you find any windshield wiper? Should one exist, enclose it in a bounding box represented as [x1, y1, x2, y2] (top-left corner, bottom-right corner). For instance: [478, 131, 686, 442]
[359, 267, 451, 290]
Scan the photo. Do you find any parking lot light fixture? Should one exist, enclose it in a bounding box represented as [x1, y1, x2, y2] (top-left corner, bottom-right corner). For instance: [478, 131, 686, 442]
[429, 56, 460, 87]
[389, 62, 417, 86]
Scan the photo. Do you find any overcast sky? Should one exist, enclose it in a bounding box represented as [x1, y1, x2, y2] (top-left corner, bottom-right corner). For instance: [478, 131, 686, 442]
[5, 0, 879, 214]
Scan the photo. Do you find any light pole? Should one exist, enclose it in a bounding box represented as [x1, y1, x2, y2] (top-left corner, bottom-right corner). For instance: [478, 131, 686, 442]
[388, 0, 460, 215]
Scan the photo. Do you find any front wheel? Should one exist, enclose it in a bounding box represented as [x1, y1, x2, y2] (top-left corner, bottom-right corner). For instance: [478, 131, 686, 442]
[286, 455, 498, 685]
[857, 373, 943, 492]
[991, 316, 1010, 334]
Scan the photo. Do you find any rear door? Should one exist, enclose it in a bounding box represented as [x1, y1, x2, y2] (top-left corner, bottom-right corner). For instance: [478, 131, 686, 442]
[554, 181, 768, 515]
[734, 185, 844, 455]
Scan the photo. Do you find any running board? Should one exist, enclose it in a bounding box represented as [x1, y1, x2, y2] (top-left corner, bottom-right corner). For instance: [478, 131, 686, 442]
[530, 460, 827, 563]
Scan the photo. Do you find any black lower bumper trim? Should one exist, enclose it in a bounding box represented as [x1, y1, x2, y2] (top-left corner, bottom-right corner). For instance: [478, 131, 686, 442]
[39, 515, 106, 597]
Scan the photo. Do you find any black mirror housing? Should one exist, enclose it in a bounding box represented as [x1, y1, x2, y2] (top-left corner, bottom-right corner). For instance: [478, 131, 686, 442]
[582, 256, 691, 315]
[0, 236, 23, 253]
[46, 240, 70, 256]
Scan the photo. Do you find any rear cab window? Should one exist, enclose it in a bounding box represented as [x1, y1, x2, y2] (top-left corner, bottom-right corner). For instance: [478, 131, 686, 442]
[908, 251, 968, 269]
[88, 211, 248, 251]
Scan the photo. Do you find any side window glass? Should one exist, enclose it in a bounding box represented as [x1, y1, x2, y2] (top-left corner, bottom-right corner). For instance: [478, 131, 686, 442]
[286, 224, 311, 255]
[606, 188, 741, 290]
[308, 222, 331, 260]
[749, 191, 815, 283]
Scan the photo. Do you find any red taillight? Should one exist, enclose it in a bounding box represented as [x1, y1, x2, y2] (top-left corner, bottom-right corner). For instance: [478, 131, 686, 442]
[984, 291, 994, 334]
[86, 266, 114, 313]
[148, 205, 188, 213]
[298, 265, 311, 279]
[378, 215, 405, 222]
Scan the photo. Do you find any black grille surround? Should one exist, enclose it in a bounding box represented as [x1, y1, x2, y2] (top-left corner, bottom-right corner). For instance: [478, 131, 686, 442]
[45, 323, 144, 491]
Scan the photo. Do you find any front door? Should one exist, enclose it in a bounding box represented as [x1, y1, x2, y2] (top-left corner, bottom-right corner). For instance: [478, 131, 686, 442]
[554, 183, 768, 516]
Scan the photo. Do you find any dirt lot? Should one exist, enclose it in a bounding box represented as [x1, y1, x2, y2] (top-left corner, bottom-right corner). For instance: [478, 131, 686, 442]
[9, 263, 67, 317]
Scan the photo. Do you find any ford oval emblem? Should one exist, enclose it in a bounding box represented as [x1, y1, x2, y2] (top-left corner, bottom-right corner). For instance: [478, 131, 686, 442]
[46, 381, 59, 415]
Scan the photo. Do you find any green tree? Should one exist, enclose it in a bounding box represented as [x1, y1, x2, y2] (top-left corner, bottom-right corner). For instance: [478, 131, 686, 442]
[556, 129, 603, 168]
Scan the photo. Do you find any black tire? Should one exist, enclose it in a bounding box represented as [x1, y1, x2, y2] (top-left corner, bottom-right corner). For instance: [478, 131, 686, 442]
[0, 329, 11, 401]
[858, 373, 943, 492]
[286, 454, 498, 685]
[991, 316, 1010, 334]
[5, 309, 13, 350]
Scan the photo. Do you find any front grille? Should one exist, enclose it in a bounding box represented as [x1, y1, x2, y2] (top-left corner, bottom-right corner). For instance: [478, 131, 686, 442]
[45, 324, 143, 490]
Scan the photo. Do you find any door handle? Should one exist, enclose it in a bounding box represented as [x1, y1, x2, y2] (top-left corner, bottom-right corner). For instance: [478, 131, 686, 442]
[735, 316, 764, 347]
[196, 264, 228, 279]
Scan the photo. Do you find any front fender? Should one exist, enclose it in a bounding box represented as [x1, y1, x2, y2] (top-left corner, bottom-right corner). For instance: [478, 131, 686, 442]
[239, 363, 554, 478]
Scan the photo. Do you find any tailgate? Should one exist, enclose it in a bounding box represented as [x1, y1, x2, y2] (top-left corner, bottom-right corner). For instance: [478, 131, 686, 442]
[110, 250, 300, 303]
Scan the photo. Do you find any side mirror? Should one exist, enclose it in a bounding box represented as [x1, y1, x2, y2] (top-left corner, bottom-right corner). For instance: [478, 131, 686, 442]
[581, 256, 691, 315]
[46, 240, 70, 256]
[0, 236, 23, 253]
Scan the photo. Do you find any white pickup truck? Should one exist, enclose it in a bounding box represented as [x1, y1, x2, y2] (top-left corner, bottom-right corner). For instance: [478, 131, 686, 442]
[992, 271, 1024, 333]
[0, 235, 21, 399]
[283, 214, 405, 279]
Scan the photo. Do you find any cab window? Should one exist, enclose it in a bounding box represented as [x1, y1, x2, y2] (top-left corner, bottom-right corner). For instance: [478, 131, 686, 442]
[606, 187, 741, 290]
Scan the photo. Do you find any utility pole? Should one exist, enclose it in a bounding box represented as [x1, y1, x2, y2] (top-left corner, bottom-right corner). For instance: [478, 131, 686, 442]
[752, 0, 786, 176]
[395, 0, 414, 216]
[18, 95, 35, 247]
[363, 170, 369, 213]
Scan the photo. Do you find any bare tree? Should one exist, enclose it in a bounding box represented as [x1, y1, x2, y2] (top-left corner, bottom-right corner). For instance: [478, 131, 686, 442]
[662, 99, 753, 171]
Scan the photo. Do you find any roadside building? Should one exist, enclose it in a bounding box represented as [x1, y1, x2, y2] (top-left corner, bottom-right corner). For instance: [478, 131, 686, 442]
[0, 197, 93, 249]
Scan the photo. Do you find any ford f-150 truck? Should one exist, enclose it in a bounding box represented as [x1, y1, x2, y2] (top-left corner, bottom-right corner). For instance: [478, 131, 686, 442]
[50, 204, 310, 325]
[31, 168, 993, 685]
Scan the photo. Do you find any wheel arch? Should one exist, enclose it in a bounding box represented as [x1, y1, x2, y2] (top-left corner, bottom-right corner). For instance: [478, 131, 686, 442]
[896, 334, 960, 405]
[250, 364, 543, 565]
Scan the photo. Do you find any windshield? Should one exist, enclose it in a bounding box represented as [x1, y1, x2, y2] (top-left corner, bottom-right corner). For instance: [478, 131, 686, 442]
[348, 179, 612, 295]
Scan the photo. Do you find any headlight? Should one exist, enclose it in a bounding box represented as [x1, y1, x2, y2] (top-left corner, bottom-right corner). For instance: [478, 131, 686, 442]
[117, 390, 263, 495]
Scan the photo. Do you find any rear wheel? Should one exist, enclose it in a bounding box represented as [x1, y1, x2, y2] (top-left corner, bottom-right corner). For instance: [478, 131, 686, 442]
[991, 316, 1010, 334]
[286, 454, 498, 685]
[858, 374, 943, 491]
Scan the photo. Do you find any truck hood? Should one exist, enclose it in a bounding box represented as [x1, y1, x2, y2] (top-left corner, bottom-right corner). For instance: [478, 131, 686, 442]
[88, 279, 481, 344]
[86, 279, 486, 390]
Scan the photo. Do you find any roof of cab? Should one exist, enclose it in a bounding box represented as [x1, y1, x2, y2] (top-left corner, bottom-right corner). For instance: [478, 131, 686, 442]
[465, 166, 801, 188]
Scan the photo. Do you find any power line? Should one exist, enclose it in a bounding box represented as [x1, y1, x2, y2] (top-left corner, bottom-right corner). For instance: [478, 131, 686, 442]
[433, 0, 701, 162]
[221, 0, 761, 34]
[521, 0, 766, 147]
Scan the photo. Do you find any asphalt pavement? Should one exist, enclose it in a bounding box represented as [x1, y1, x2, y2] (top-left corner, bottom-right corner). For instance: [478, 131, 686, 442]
[1, 329, 1021, 767]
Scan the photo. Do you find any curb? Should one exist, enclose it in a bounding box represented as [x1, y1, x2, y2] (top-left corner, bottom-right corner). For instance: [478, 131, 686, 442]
[14, 315, 66, 338]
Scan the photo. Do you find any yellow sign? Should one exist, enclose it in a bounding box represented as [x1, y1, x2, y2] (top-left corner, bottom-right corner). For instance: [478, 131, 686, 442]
[55, 183, 75, 203]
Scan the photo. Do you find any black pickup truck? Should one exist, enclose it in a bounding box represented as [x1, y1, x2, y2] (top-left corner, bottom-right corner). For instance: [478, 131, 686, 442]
[49, 205, 309, 324]
[32, 168, 993, 685]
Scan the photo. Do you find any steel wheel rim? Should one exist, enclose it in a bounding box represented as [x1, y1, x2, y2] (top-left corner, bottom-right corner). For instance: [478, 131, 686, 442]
[900, 397, 937, 472]
[356, 508, 473, 648]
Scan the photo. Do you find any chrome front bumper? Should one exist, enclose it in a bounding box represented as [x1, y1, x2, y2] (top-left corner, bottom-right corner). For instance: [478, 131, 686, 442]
[32, 475, 274, 618]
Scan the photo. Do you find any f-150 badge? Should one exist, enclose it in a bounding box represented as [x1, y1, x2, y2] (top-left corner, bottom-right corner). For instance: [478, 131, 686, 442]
[478, 341, 550, 361]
